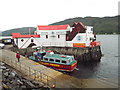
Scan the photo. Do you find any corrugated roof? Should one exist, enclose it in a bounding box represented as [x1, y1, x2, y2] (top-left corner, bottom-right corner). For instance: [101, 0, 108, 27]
[78, 22, 87, 30]
[12, 33, 40, 38]
[37, 24, 69, 30]
[72, 22, 87, 30]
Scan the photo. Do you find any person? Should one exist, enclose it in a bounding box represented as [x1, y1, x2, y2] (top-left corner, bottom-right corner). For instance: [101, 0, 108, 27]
[16, 52, 20, 62]
[33, 49, 38, 61]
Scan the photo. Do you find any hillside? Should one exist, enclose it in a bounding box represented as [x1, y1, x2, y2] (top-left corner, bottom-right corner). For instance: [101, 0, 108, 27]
[50, 16, 119, 34]
[2, 27, 36, 36]
[1, 16, 119, 36]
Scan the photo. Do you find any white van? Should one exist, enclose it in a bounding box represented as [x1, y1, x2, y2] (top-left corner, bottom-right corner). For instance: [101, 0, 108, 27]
[0, 43, 5, 49]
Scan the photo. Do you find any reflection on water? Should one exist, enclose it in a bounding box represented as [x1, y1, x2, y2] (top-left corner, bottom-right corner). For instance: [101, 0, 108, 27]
[69, 35, 118, 88]
[70, 61, 100, 78]
[70, 35, 118, 79]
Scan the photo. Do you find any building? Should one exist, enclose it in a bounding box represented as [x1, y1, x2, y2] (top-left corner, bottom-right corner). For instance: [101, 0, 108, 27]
[12, 22, 98, 49]
[12, 33, 40, 49]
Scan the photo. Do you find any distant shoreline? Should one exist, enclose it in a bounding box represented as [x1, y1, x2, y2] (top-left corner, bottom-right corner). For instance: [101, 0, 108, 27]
[96, 34, 119, 35]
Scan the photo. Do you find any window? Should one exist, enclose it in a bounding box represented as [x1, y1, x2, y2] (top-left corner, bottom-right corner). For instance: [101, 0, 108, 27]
[58, 35, 60, 38]
[55, 59, 60, 63]
[31, 39, 34, 42]
[44, 58, 48, 61]
[91, 28, 93, 31]
[49, 59, 54, 62]
[21, 39, 24, 42]
[52, 32, 54, 34]
[77, 36, 81, 41]
[46, 35, 48, 39]
[61, 60, 66, 64]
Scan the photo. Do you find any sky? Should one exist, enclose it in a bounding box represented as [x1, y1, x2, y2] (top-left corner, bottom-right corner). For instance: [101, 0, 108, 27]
[0, 0, 119, 31]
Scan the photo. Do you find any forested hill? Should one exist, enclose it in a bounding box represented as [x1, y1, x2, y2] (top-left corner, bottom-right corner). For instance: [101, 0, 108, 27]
[1, 15, 119, 36]
[50, 16, 119, 34]
[2, 27, 36, 36]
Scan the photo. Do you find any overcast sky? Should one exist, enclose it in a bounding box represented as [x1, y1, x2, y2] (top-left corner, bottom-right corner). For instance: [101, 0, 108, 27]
[0, 0, 119, 31]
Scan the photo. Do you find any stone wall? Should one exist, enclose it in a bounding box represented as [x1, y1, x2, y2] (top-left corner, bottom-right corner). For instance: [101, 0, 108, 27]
[11, 46, 102, 62]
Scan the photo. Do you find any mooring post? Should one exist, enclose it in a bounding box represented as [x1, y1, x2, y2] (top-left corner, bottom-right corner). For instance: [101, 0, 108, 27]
[11, 60, 12, 67]
[34, 70, 36, 80]
[16, 60, 17, 68]
[47, 75, 48, 86]
[39, 71, 42, 82]
[29, 67, 30, 76]
[40, 71, 42, 82]
[19, 62, 21, 71]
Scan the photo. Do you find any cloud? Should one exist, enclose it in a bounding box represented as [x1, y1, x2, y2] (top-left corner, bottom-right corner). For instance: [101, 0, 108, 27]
[0, 0, 119, 31]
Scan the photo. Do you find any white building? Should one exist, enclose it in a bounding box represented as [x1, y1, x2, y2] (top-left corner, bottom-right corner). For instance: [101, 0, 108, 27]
[12, 22, 98, 49]
[12, 33, 40, 49]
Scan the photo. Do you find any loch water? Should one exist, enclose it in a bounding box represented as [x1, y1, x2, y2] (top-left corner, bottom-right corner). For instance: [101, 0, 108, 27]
[70, 35, 118, 87]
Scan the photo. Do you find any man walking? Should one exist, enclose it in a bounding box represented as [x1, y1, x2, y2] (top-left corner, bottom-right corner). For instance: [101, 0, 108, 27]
[16, 52, 20, 62]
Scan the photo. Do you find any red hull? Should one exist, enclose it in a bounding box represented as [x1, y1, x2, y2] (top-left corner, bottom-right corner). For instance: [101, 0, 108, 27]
[39, 61, 77, 72]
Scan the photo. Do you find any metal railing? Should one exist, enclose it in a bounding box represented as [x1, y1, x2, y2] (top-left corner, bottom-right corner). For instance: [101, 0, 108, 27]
[1, 56, 56, 88]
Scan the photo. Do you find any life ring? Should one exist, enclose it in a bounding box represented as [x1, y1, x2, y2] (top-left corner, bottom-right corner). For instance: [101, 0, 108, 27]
[47, 50, 52, 53]
[61, 55, 66, 58]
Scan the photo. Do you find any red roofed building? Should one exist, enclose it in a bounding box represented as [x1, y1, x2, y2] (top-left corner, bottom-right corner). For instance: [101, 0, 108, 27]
[12, 23, 97, 49]
[12, 33, 40, 38]
[37, 25, 69, 30]
[12, 33, 40, 49]
[66, 22, 87, 41]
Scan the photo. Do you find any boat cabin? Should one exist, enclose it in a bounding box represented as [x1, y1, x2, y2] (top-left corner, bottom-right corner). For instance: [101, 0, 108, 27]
[42, 54, 75, 65]
[29, 50, 77, 72]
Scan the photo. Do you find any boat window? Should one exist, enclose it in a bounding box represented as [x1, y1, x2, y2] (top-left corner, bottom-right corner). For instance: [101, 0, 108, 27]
[49, 58, 54, 62]
[55, 59, 60, 63]
[71, 56, 74, 61]
[68, 60, 71, 63]
[61, 60, 66, 64]
[44, 58, 48, 61]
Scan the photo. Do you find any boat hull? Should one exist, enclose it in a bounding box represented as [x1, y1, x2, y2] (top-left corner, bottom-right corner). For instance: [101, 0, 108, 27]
[39, 61, 77, 72]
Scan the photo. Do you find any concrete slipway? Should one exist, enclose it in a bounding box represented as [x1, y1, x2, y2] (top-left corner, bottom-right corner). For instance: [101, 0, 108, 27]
[0, 49, 117, 88]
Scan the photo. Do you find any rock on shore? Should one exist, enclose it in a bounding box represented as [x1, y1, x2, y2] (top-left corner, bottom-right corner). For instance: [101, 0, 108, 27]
[0, 62, 49, 89]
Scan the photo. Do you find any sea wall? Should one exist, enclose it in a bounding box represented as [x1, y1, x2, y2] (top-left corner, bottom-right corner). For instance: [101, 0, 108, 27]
[42, 46, 102, 61]
[11, 46, 102, 62]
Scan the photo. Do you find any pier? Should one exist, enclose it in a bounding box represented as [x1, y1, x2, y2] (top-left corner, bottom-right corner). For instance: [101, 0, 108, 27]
[0, 46, 117, 88]
[11, 46, 102, 62]
[0, 49, 85, 88]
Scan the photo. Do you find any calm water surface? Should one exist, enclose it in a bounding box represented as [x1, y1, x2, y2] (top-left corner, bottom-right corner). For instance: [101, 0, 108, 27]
[0, 35, 118, 88]
[70, 35, 118, 79]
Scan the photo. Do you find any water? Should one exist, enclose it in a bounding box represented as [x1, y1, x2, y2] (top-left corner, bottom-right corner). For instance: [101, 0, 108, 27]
[0, 35, 118, 88]
[70, 35, 118, 87]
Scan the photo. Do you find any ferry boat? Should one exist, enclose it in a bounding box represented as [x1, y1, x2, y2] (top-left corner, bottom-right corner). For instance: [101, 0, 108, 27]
[29, 50, 77, 72]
